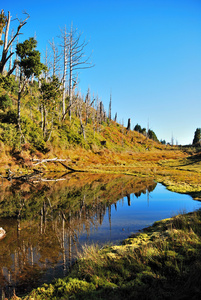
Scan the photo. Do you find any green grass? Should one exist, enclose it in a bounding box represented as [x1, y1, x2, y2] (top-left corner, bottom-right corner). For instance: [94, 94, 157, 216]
[19, 210, 201, 300]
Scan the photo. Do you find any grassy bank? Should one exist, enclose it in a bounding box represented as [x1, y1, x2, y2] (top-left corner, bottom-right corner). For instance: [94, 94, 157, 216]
[15, 209, 201, 300]
[1, 77, 201, 299]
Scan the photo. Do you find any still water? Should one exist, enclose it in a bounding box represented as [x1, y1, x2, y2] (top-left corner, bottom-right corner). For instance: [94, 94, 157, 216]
[0, 173, 201, 297]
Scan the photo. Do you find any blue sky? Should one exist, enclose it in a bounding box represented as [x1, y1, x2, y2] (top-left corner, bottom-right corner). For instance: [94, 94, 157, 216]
[2, 0, 201, 145]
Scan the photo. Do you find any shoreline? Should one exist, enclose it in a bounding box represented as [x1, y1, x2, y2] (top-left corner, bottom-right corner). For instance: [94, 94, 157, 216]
[18, 208, 201, 300]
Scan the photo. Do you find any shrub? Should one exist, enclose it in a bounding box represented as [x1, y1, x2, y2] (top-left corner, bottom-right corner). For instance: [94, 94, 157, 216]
[0, 123, 19, 147]
[0, 74, 18, 94]
[1, 109, 17, 123]
[21, 116, 48, 153]
[0, 94, 12, 111]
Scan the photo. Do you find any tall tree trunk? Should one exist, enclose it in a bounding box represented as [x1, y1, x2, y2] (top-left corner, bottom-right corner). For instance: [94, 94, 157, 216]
[8, 29, 13, 72]
[0, 11, 11, 74]
[43, 107, 47, 137]
[109, 93, 112, 121]
[62, 25, 68, 117]
[17, 73, 22, 124]
[69, 27, 73, 121]
[0, 11, 29, 75]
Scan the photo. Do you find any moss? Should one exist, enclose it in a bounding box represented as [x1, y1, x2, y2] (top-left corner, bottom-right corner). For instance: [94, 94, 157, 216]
[14, 210, 201, 299]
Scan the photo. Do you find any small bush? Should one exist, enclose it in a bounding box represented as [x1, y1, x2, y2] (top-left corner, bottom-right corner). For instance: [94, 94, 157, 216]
[0, 123, 19, 147]
[1, 109, 17, 123]
[0, 74, 18, 93]
[0, 94, 12, 111]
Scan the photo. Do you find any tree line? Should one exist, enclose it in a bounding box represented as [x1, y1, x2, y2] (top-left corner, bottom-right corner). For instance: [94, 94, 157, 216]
[0, 10, 114, 142]
[0, 9, 165, 149]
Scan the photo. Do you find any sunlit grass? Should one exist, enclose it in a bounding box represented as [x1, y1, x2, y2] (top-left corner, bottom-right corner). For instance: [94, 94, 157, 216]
[20, 210, 201, 300]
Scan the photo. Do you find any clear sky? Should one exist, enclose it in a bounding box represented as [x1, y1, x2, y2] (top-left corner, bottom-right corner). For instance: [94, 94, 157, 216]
[2, 0, 201, 145]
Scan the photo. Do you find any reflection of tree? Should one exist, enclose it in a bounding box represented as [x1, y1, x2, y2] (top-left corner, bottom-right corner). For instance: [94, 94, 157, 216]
[127, 195, 131, 206]
[0, 174, 156, 298]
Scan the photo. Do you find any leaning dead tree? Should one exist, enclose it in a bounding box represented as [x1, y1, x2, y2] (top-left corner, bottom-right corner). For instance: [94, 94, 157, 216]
[0, 10, 30, 75]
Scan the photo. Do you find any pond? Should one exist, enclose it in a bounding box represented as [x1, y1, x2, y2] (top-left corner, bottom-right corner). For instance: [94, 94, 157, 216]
[0, 173, 201, 298]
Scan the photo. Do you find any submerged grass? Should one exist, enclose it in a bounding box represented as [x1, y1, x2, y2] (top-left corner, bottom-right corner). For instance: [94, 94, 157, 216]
[18, 210, 201, 300]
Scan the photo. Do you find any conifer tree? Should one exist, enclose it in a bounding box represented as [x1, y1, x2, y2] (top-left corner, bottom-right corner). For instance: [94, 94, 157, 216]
[16, 37, 46, 125]
[193, 128, 201, 145]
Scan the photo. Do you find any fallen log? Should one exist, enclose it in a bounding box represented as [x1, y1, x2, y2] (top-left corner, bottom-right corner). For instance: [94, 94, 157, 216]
[32, 157, 82, 172]
[57, 161, 82, 172]
[32, 157, 66, 165]
[33, 178, 66, 183]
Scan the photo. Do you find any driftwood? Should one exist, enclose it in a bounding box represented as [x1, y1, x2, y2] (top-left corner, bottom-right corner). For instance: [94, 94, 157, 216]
[33, 178, 66, 183]
[3, 158, 83, 184]
[32, 158, 66, 165]
[32, 157, 82, 172]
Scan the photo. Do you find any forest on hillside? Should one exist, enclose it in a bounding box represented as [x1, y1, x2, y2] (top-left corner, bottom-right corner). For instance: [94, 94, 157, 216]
[2, 9, 199, 156]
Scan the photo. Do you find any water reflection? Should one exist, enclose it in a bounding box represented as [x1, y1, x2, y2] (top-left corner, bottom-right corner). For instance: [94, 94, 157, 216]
[0, 173, 200, 298]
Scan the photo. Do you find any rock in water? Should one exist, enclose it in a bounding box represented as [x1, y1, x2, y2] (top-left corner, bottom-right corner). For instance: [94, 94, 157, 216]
[0, 227, 6, 240]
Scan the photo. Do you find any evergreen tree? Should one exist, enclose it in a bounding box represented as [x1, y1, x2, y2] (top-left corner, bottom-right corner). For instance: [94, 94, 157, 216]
[148, 129, 159, 142]
[193, 128, 201, 145]
[134, 124, 142, 132]
[16, 37, 46, 123]
[40, 76, 61, 139]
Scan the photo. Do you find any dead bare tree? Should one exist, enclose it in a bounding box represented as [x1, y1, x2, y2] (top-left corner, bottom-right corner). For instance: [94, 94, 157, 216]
[0, 10, 30, 75]
[108, 93, 112, 122]
[49, 38, 61, 77]
[96, 96, 100, 132]
[60, 25, 69, 116]
[85, 87, 91, 125]
[77, 95, 85, 139]
[62, 24, 94, 121]
[15, 36, 19, 81]
[8, 29, 14, 72]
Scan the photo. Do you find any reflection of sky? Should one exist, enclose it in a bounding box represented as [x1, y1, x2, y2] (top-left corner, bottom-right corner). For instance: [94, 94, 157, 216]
[80, 183, 201, 244]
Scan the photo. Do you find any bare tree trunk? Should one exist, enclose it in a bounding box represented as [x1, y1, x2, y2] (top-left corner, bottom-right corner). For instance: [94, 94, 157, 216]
[109, 93, 112, 121]
[17, 89, 21, 124]
[8, 29, 13, 72]
[46, 114, 54, 142]
[45, 46, 49, 81]
[85, 87, 90, 125]
[17, 71, 22, 124]
[43, 107, 47, 137]
[17, 70, 28, 124]
[62, 23, 94, 121]
[0, 11, 11, 74]
[96, 96, 100, 132]
[60, 25, 68, 117]
[77, 98, 85, 139]
[49, 38, 60, 77]
[69, 26, 73, 121]
[41, 104, 43, 130]
[15, 37, 19, 82]
[0, 11, 29, 75]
